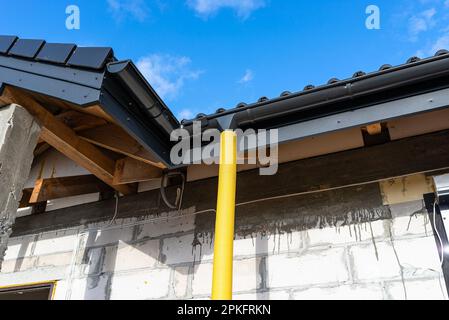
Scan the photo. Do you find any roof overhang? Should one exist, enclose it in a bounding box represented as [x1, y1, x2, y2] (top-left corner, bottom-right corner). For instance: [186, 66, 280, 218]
[0, 37, 179, 167]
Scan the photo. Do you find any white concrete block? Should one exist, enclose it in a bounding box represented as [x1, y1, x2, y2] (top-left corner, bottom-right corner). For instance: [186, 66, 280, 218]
[350, 242, 401, 281]
[393, 237, 443, 278]
[173, 266, 190, 298]
[191, 262, 212, 297]
[233, 258, 263, 293]
[53, 280, 68, 300]
[386, 278, 447, 300]
[76, 247, 105, 276]
[389, 200, 425, 219]
[379, 174, 433, 205]
[16, 207, 33, 218]
[135, 211, 196, 239]
[306, 221, 385, 247]
[392, 215, 432, 238]
[104, 240, 159, 272]
[234, 291, 290, 300]
[192, 258, 262, 296]
[4, 236, 36, 260]
[162, 233, 208, 265]
[70, 275, 110, 300]
[0, 266, 68, 287]
[234, 231, 303, 257]
[85, 226, 134, 248]
[35, 252, 73, 269]
[110, 268, 171, 300]
[267, 248, 349, 289]
[1, 257, 36, 273]
[165, 231, 303, 266]
[33, 231, 78, 255]
[292, 284, 384, 300]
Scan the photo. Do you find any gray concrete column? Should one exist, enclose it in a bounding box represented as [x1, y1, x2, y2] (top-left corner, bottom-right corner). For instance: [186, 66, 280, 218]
[0, 104, 41, 268]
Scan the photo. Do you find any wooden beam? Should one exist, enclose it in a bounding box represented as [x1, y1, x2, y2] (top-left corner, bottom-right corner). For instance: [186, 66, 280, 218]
[13, 130, 449, 237]
[19, 189, 33, 208]
[34, 142, 50, 157]
[34, 110, 108, 156]
[56, 110, 107, 132]
[365, 123, 383, 135]
[29, 175, 113, 203]
[79, 124, 165, 169]
[1, 86, 136, 195]
[113, 157, 163, 185]
[74, 105, 116, 123]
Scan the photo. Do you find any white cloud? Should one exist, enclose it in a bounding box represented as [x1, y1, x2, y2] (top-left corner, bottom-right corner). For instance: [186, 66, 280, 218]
[187, 0, 265, 19]
[107, 0, 149, 22]
[136, 54, 202, 100]
[238, 69, 254, 84]
[417, 32, 449, 56]
[408, 8, 437, 40]
[178, 109, 194, 120]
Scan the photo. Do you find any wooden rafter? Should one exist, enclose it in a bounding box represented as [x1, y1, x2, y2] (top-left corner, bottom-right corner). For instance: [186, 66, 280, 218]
[29, 175, 112, 204]
[34, 110, 108, 156]
[79, 124, 166, 169]
[1, 86, 136, 195]
[113, 157, 163, 185]
[56, 110, 108, 132]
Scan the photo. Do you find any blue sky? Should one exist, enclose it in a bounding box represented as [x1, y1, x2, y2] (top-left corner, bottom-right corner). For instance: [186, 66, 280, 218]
[1, 0, 449, 120]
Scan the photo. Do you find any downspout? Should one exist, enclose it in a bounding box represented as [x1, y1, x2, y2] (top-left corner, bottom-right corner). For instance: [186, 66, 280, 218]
[212, 131, 238, 300]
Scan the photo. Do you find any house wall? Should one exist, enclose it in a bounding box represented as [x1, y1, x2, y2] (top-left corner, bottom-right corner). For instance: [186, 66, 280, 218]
[2, 131, 449, 300]
[0, 175, 446, 300]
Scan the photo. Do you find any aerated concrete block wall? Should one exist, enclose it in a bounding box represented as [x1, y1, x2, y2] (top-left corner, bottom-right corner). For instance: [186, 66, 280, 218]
[0, 173, 446, 300]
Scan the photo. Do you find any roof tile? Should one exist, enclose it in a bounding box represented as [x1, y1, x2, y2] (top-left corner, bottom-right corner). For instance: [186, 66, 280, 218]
[8, 39, 45, 58]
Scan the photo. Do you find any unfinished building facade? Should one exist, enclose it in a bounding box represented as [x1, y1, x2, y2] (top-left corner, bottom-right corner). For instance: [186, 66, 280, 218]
[0, 35, 448, 300]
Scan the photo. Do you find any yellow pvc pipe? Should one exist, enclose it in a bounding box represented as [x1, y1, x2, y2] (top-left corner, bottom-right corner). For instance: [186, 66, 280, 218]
[212, 130, 237, 300]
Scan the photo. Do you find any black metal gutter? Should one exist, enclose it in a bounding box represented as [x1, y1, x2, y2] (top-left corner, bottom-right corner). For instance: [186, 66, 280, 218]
[106, 60, 179, 136]
[182, 51, 449, 132]
[101, 60, 179, 166]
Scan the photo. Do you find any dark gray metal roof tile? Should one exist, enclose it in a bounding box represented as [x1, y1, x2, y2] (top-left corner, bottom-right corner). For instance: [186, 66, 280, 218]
[406, 56, 421, 64]
[9, 39, 45, 58]
[352, 71, 366, 78]
[304, 84, 315, 90]
[379, 64, 392, 71]
[435, 49, 449, 56]
[0, 36, 18, 54]
[36, 43, 76, 64]
[67, 47, 113, 69]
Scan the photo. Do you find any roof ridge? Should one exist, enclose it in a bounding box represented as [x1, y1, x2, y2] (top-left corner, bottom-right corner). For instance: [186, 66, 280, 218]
[183, 49, 449, 123]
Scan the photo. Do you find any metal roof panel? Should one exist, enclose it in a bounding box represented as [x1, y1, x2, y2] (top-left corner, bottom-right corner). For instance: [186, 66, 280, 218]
[67, 47, 113, 69]
[36, 43, 76, 64]
[0, 36, 18, 54]
[9, 39, 45, 58]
